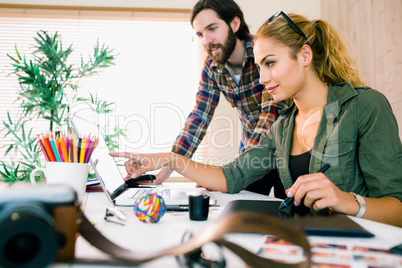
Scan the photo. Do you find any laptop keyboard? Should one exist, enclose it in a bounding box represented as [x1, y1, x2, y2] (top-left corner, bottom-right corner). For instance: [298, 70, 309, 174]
[122, 188, 170, 199]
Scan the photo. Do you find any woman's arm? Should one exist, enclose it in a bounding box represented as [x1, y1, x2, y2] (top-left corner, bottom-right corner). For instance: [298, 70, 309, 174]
[286, 172, 402, 227]
[354, 89, 402, 226]
[363, 196, 402, 227]
[109, 152, 228, 192]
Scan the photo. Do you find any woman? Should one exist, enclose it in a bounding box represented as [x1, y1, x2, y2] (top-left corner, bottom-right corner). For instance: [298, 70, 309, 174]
[111, 12, 402, 227]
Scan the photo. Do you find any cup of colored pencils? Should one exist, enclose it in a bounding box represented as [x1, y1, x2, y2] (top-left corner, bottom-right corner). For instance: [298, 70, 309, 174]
[36, 131, 98, 163]
[33, 131, 99, 202]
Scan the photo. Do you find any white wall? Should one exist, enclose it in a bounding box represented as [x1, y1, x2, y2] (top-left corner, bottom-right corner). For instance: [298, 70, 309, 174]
[322, 0, 402, 140]
[0, 0, 321, 26]
[0, 0, 197, 9]
[0, 0, 321, 29]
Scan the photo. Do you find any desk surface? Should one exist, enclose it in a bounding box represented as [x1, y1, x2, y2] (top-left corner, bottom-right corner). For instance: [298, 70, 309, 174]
[54, 183, 402, 268]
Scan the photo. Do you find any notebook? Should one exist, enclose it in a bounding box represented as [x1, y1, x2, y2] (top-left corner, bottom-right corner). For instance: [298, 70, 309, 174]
[69, 113, 217, 208]
[219, 199, 374, 237]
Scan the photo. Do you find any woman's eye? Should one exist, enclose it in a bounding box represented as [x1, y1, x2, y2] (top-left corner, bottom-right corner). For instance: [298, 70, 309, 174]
[266, 61, 275, 67]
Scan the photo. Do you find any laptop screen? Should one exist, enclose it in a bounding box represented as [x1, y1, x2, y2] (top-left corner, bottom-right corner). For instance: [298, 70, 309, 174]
[69, 114, 125, 194]
[70, 113, 218, 207]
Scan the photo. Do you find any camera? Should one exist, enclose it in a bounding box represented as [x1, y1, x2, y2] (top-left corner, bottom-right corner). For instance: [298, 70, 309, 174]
[0, 185, 78, 268]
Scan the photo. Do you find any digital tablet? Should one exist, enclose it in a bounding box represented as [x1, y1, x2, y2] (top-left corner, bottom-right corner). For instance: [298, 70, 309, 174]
[219, 199, 374, 237]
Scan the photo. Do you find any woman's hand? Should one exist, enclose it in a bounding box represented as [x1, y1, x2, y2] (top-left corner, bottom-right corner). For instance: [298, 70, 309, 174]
[286, 172, 359, 215]
[109, 152, 172, 180]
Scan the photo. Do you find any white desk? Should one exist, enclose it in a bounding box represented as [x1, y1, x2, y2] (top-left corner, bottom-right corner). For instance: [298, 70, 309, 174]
[55, 183, 402, 268]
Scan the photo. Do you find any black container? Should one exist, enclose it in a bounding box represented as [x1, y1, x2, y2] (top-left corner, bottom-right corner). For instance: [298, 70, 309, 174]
[189, 195, 210, 221]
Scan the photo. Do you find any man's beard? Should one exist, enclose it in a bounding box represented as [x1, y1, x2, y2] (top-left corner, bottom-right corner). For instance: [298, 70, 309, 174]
[207, 27, 237, 65]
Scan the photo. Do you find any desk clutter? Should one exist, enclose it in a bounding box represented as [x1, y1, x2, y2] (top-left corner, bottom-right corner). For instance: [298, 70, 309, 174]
[1, 185, 313, 268]
[36, 131, 98, 163]
[2, 184, 401, 268]
[86, 177, 101, 190]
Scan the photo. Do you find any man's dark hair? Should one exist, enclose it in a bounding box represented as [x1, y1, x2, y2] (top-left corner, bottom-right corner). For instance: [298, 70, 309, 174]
[190, 0, 250, 40]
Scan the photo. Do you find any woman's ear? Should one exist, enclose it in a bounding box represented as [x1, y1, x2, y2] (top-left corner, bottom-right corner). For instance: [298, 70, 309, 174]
[231, 16, 241, 33]
[301, 44, 313, 66]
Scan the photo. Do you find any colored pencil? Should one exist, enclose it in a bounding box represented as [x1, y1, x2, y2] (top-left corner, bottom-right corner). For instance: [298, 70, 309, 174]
[49, 135, 61, 162]
[56, 137, 61, 160]
[91, 138, 99, 154]
[83, 135, 92, 163]
[60, 135, 69, 162]
[42, 133, 56, 162]
[84, 138, 95, 163]
[77, 138, 83, 163]
[65, 134, 69, 161]
[68, 132, 73, 162]
[73, 137, 78, 163]
[80, 137, 87, 163]
[37, 134, 50, 161]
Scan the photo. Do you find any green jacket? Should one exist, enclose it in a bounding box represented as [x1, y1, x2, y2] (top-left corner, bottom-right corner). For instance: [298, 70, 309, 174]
[222, 83, 402, 201]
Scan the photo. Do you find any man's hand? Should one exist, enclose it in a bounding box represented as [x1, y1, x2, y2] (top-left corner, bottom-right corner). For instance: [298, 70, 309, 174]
[153, 167, 174, 184]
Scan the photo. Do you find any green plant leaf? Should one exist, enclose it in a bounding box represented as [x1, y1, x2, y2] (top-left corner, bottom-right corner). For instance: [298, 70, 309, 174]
[1, 30, 119, 184]
[1, 162, 11, 176]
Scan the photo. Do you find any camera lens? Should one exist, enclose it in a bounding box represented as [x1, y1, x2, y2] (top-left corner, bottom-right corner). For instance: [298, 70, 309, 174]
[4, 233, 40, 263]
[0, 203, 60, 268]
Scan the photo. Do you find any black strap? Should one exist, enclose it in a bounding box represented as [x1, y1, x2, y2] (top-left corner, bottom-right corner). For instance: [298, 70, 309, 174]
[75, 209, 312, 268]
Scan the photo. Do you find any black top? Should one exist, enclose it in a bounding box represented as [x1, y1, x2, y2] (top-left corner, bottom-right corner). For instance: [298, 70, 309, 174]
[289, 150, 311, 183]
[288, 150, 312, 215]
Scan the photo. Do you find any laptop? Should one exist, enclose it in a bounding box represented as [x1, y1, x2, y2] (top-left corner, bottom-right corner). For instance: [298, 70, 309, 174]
[69, 113, 217, 208]
[219, 199, 374, 237]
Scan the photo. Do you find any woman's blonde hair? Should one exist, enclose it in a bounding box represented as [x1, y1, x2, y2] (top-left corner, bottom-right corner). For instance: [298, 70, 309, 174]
[255, 13, 367, 87]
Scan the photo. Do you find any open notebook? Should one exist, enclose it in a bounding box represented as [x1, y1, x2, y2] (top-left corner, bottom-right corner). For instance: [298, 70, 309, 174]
[69, 113, 216, 208]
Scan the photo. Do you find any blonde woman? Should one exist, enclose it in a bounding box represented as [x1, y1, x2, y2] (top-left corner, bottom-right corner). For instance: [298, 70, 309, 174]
[111, 12, 402, 227]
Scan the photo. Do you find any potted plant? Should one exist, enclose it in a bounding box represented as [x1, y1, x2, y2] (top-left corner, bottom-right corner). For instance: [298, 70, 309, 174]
[1, 30, 124, 183]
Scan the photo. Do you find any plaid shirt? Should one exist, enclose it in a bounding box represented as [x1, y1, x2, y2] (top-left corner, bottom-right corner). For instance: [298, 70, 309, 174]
[172, 34, 291, 158]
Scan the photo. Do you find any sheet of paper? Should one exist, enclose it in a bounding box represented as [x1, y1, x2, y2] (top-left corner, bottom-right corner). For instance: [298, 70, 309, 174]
[257, 235, 402, 267]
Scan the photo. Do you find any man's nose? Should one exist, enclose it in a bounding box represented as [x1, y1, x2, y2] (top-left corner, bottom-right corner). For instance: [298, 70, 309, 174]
[203, 33, 213, 47]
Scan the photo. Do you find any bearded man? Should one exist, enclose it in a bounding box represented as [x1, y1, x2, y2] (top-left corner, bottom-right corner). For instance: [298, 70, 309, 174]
[153, 0, 291, 197]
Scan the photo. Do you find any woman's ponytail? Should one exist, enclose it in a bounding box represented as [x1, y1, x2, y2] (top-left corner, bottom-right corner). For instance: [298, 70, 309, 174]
[309, 19, 367, 87]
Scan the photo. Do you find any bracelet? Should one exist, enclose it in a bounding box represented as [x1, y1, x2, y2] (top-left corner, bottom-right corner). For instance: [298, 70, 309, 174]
[351, 192, 366, 218]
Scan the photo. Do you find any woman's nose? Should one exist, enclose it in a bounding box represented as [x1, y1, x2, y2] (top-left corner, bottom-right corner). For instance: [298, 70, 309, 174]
[258, 68, 271, 86]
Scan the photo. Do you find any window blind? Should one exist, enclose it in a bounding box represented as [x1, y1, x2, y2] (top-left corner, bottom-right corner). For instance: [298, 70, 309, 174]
[0, 7, 207, 166]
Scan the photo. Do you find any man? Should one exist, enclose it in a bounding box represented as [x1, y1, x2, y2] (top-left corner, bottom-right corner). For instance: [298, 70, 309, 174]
[155, 0, 291, 197]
